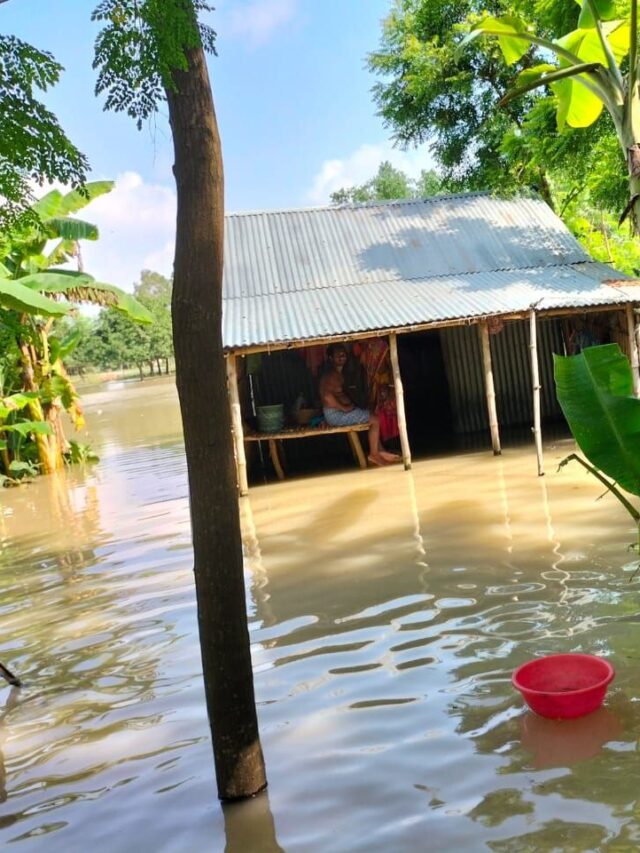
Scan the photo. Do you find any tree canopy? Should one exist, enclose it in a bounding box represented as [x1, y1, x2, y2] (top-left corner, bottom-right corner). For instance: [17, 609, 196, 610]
[67, 270, 174, 377]
[367, 0, 640, 269]
[367, 0, 626, 208]
[0, 34, 88, 234]
[331, 160, 442, 204]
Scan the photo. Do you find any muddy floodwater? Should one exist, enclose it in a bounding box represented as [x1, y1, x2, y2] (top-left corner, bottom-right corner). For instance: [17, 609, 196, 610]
[3, 377, 640, 851]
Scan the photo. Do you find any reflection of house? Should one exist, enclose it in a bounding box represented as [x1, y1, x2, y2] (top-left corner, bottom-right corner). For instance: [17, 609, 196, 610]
[223, 192, 640, 493]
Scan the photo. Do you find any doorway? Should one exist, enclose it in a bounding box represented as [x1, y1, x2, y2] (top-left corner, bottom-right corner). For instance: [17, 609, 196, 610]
[398, 330, 453, 454]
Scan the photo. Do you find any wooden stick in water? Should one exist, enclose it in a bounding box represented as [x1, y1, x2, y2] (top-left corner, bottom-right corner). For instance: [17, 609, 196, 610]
[529, 308, 544, 477]
[478, 321, 501, 455]
[0, 663, 21, 687]
[389, 332, 412, 470]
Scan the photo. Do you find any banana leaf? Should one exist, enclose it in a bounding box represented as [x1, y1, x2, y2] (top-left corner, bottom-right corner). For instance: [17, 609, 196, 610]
[0, 392, 39, 419]
[1, 421, 53, 438]
[554, 344, 640, 496]
[57, 182, 114, 215]
[45, 217, 99, 241]
[0, 278, 70, 317]
[18, 271, 153, 324]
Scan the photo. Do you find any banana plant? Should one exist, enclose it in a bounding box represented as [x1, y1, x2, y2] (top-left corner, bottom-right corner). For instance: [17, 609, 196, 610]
[554, 343, 640, 555]
[458, 0, 640, 230]
[0, 392, 52, 485]
[0, 182, 152, 474]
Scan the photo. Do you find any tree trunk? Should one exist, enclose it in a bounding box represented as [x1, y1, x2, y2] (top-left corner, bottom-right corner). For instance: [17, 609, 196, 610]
[536, 170, 555, 211]
[156, 357, 162, 374]
[165, 357, 170, 375]
[628, 171, 640, 235]
[148, 360, 155, 376]
[624, 137, 640, 234]
[138, 363, 144, 381]
[165, 44, 266, 800]
[0, 436, 11, 476]
[18, 340, 59, 474]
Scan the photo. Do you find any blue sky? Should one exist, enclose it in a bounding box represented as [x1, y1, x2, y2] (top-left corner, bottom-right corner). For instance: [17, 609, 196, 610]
[4, 0, 433, 288]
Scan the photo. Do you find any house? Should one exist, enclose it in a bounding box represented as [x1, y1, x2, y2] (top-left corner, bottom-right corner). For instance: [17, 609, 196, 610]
[222, 192, 640, 493]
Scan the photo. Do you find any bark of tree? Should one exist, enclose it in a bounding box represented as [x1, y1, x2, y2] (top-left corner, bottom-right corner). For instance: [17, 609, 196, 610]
[165, 44, 267, 801]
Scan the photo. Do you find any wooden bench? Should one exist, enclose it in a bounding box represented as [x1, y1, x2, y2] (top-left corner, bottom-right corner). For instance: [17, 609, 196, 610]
[244, 422, 369, 480]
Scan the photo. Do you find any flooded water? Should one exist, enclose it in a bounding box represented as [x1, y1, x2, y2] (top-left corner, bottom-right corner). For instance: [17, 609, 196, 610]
[2, 376, 640, 851]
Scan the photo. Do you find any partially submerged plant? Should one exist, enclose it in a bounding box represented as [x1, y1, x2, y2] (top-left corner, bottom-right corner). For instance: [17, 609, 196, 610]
[554, 343, 640, 556]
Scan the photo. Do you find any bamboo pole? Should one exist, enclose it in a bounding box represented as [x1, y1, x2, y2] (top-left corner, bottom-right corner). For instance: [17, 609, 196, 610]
[226, 353, 249, 496]
[478, 322, 501, 455]
[626, 304, 640, 398]
[529, 308, 544, 477]
[389, 332, 412, 470]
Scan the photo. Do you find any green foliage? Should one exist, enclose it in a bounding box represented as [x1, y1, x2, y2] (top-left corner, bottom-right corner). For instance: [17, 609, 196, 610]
[66, 270, 173, 374]
[461, 13, 631, 131]
[450, 0, 640, 231]
[0, 274, 70, 317]
[554, 344, 640, 554]
[0, 458, 39, 487]
[554, 344, 640, 497]
[65, 440, 99, 465]
[92, 0, 217, 128]
[0, 35, 88, 231]
[331, 161, 443, 204]
[368, 0, 566, 193]
[0, 183, 152, 478]
[369, 0, 640, 246]
[1, 182, 152, 323]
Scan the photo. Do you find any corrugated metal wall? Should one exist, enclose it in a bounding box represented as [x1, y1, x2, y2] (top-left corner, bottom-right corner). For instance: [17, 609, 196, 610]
[440, 319, 564, 434]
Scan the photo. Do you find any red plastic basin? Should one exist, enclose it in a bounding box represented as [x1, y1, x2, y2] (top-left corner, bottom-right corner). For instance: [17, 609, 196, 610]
[513, 654, 615, 719]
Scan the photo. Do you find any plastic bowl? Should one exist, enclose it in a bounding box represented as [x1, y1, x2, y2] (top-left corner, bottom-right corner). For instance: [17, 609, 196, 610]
[512, 654, 615, 719]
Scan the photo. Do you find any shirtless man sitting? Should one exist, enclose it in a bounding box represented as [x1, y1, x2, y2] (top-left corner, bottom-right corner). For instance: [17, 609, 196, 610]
[319, 343, 399, 466]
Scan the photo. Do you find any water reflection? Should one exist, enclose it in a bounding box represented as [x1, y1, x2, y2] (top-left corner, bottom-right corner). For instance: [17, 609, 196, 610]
[223, 792, 284, 852]
[520, 708, 623, 769]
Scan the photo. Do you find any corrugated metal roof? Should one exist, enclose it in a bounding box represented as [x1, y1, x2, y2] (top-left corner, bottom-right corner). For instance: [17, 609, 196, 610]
[222, 193, 638, 350]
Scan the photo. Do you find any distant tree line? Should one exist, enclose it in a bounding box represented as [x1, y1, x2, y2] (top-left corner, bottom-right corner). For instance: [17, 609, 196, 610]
[331, 161, 442, 205]
[62, 270, 174, 379]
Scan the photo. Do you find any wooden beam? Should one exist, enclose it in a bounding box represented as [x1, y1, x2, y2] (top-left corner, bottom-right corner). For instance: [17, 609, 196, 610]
[244, 422, 368, 441]
[529, 308, 544, 477]
[225, 353, 249, 496]
[478, 322, 501, 455]
[389, 332, 412, 470]
[626, 304, 640, 398]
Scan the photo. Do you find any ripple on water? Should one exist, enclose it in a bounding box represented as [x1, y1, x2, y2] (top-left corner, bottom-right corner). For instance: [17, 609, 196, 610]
[1, 379, 639, 851]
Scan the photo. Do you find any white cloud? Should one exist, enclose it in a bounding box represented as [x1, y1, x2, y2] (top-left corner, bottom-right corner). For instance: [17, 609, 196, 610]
[306, 143, 437, 206]
[225, 0, 298, 47]
[80, 172, 176, 291]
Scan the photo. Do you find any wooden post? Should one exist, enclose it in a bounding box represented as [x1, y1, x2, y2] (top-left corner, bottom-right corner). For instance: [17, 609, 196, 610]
[529, 308, 544, 477]
[478, 322, 501, 455]
[626, 304, 640, 398]
[226, 353, 249, 496]
[389, 332, 412, 470]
